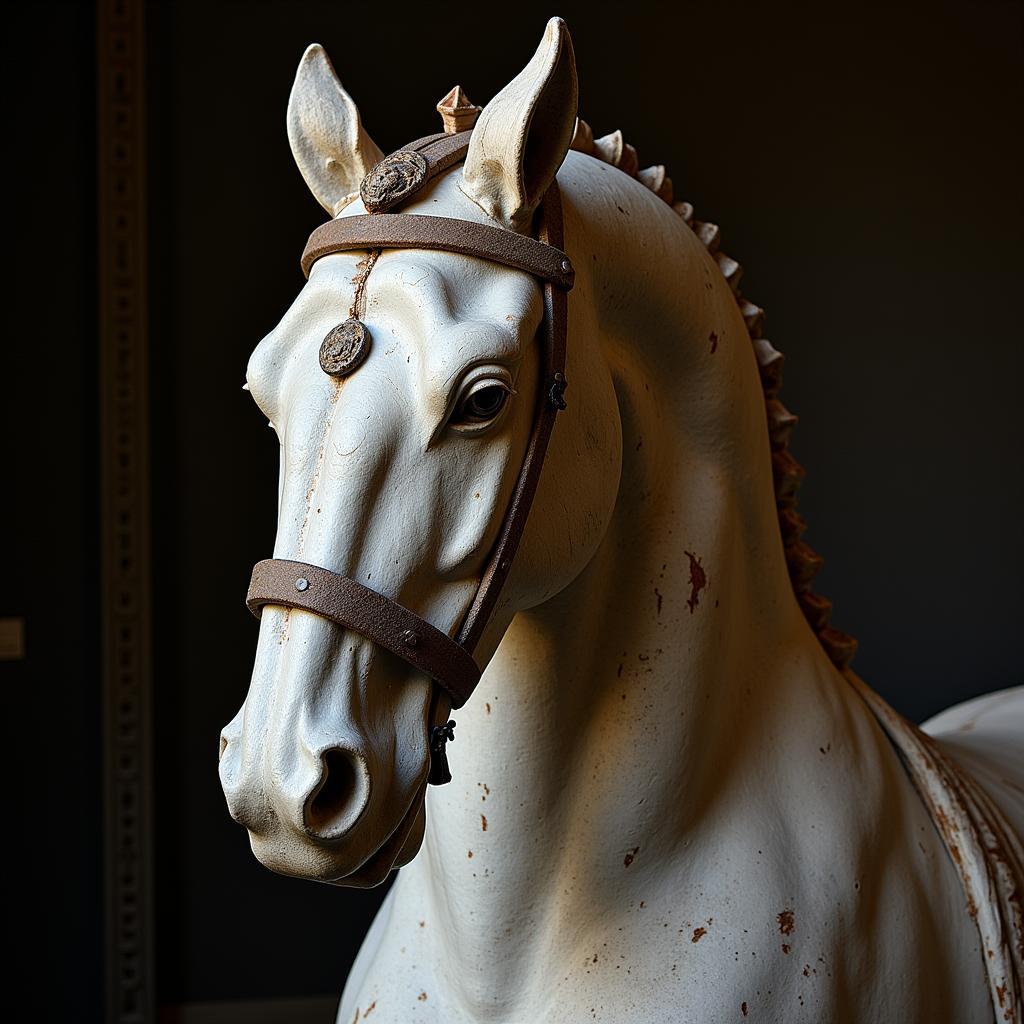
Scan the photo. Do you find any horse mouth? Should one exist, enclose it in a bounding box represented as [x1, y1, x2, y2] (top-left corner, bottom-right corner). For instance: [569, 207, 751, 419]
[325, 779, 428, 888]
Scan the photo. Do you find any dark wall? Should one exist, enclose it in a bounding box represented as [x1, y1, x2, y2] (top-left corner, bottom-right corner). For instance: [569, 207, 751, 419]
[21, 0, 1023, 1016]
[14, 3, 102, 1022]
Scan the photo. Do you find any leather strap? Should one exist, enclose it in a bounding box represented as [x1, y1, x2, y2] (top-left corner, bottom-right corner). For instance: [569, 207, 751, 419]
[405, 130, 475, 177]
[456, 181, 569, 652]
[301, 213, 575, 289]
[246, 559, 481, 709]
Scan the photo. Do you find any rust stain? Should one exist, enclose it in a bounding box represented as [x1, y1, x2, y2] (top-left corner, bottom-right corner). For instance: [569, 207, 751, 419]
[348, 252, 380, 320]
[417, 992, 428, 1002]
[624, 846, 640, 868]
[467, 850, 473, 859]
[741, 1003, 748, 1017]
[781, 943, 791, 955]
[684, 551, 707, 612]
[481, 814, 488, 831]
[485, 702, 491, 714]
[478, 782, 490, 800]
[363, 1002, 377, 1017]
[777, 909, 795, 935]
[691, 927, 707, 943]
[996, 984, 1006, 1008]
[709, 330, 718, 353]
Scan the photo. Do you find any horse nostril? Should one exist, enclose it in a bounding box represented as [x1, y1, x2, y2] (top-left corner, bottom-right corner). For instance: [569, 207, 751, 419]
[304, 748, 370, 841]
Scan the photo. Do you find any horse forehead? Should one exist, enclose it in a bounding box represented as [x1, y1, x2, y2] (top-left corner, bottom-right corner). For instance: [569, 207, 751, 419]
[363, 250, 543, 364]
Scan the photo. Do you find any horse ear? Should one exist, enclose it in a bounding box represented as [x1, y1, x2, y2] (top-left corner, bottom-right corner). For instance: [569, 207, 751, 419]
[460, 18, 578, 232]
[287, 44, 385, 216]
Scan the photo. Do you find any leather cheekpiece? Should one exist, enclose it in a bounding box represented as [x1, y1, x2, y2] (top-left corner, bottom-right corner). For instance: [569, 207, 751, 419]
[246, 558, 481, 710]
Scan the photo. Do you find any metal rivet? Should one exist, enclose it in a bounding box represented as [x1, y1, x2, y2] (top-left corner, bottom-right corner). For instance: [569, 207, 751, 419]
[560, 258, 572, 273]
[401, 629, 419, 647]
[295, 578, 309, 592]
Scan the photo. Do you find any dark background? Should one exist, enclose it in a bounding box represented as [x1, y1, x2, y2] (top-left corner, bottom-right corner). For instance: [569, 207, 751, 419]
[18, 0, 1022, 1018]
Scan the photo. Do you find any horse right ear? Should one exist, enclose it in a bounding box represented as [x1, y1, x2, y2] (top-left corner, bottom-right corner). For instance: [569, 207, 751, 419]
[287, 44, 384, 217]
[460, 18, 578, 232]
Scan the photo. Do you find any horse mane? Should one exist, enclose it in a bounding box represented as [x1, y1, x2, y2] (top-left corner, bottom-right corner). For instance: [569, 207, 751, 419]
[570, 119, 858, 669]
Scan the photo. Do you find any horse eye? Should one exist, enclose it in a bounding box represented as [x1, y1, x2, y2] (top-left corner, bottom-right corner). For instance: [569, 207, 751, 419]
[457, 381, 512, 424]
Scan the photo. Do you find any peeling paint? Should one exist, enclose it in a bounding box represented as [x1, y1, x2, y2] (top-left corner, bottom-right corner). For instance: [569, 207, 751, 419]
[684, 551, 707, 612]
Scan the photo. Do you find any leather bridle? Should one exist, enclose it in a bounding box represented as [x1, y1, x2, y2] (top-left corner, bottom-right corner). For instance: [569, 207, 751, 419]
[245, 128, 574, 783]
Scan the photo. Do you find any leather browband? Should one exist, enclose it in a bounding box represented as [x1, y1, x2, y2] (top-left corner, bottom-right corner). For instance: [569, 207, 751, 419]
[247, 127, 571, 732]
[301, 214, 575, 289]
[247, 559, 481, 709]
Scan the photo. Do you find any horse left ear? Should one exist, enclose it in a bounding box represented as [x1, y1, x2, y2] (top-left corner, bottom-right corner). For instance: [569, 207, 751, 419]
[460, 18, 579, 232]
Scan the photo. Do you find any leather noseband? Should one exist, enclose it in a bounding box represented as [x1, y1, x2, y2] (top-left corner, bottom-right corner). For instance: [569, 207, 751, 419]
[245, 129, 572, 782]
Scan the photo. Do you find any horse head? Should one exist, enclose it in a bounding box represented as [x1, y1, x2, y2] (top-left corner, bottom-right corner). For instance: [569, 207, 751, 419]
[218, 19, 623, 886]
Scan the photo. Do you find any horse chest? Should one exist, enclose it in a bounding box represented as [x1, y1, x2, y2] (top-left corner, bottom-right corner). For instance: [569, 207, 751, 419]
[340, 845, 992, 1023]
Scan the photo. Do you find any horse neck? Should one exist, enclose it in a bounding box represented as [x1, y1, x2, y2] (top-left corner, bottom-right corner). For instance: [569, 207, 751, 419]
[405, 158, 869, 1002]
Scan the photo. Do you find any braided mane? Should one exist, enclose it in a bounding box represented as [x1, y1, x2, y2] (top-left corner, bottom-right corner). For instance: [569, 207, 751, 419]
[570, 119, 858, 669]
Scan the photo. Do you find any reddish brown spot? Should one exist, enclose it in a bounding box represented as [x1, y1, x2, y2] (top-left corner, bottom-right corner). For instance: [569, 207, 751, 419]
[481, 814, 488, 831]
[364, 1002, 377, 1017]
[691, 927, 707, 943]
[741, 1003, 748, 1017]
[777, 909, 795, 935]
[485, 702, 491, 714]
[624, 846, 640, 867]
[417, 992, 428, 1002]
[467, 850, 473, 859]
[684, 551, 707, 612]
[709, 330, 718, 353]
[996, 984, 1006, 1007]
[781, 944, 791, 955]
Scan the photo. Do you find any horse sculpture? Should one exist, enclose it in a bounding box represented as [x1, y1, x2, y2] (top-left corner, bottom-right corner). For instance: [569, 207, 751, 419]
[218, 19, 1023, 1022]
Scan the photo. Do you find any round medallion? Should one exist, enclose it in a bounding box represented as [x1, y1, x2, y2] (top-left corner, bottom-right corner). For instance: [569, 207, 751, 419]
[319, 318, 370, 378]
[360, 150, 429, 213]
